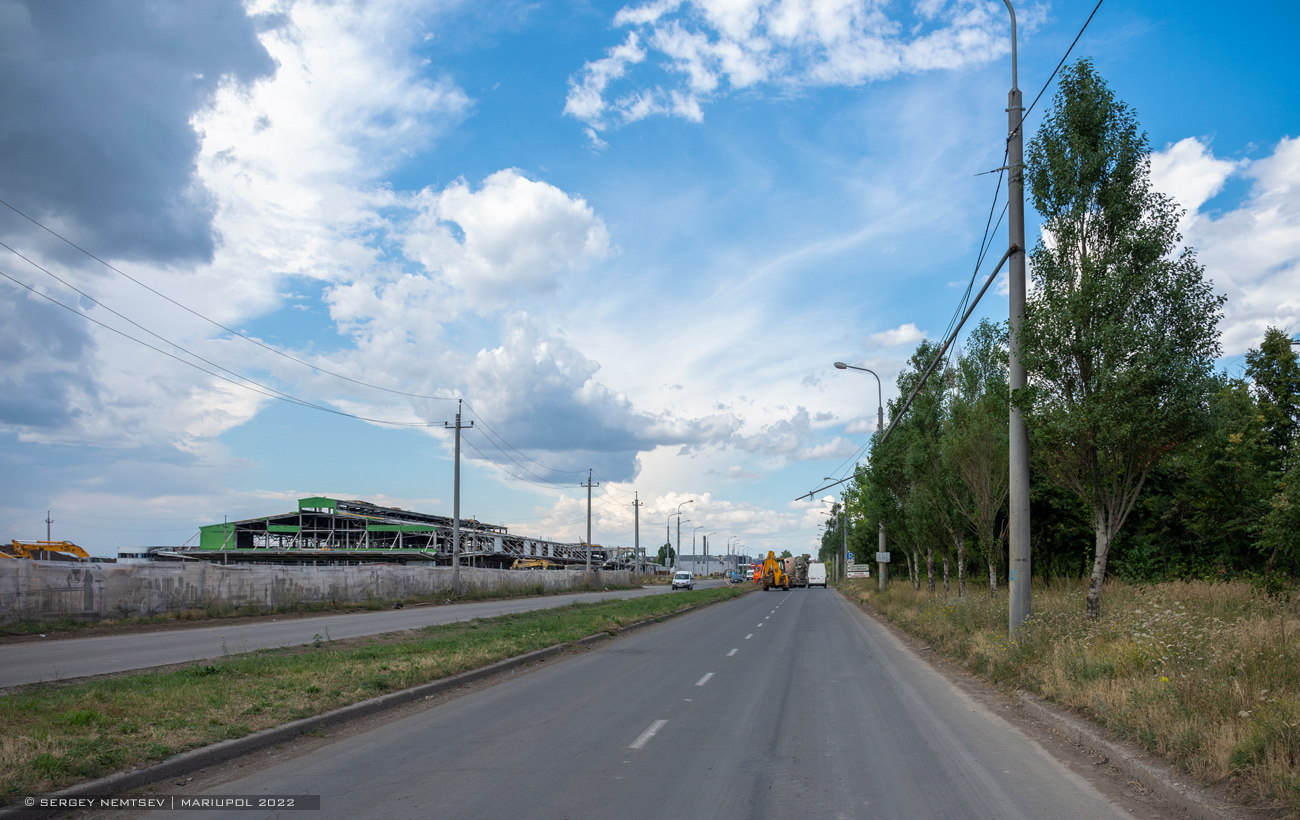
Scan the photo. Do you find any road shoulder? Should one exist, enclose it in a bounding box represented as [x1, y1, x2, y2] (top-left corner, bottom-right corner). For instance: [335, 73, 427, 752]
[837, 590, 1287, 820]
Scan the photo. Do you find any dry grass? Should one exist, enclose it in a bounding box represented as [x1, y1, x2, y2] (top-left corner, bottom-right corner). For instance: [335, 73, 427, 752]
[0, 587, 744, 802]
[842, 577, 1300, 809]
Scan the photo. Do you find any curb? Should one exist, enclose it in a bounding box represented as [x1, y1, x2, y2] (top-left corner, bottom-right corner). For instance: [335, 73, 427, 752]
[1017, 693, 1244, 820]
[1, 598, 720, 818]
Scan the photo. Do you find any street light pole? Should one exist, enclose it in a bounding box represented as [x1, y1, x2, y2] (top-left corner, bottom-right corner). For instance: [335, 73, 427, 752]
[833, 361, 888, 590]
[674, 500, 694, 570]
[1003, 0, 1032, 632]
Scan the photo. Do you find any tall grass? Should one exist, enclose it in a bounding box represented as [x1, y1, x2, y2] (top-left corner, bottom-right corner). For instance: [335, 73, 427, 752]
[0, 587, 743, 802]
[842, 578, 1300, 808]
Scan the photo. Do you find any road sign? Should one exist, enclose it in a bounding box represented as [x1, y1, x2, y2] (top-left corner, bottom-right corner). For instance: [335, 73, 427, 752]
[846, 552, 854, 562]
[875, 552, 891, 563]
[847, 563, 872, 578]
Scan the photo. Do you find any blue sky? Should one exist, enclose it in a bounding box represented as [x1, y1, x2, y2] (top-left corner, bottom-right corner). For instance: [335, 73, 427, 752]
[1, 0, 1297, 558]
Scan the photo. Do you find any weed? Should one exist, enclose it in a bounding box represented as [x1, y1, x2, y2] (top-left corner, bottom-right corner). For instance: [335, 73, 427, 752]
[843, 577, 1299, 809]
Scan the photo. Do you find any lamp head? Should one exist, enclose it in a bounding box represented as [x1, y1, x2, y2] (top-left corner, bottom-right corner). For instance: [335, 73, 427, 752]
[833, 362, 848, 370]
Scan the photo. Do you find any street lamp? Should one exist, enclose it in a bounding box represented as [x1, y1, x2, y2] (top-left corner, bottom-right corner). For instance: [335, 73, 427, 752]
[834, 361, 888, 591]
[1000, 0, 1032, 633]
[834, 362, 884, 433]
[675, 500, 694, 570]
[703, 532, 716, 576]
[666, 511, 687, 569]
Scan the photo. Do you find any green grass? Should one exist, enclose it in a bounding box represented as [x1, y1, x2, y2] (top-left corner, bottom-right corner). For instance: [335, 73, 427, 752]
[0, 587, 743, 802]
[841, 577, 1300, 809]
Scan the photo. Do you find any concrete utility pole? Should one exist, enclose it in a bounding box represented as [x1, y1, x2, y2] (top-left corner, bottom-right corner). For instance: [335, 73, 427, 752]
[444, 399, 473, 593]
[633, 492, 643, 578]
[1003, 0, 1032, 632]
[581, 469, 599, 573]
[841, 507, 848, 582]
[46, 511, 52, 543]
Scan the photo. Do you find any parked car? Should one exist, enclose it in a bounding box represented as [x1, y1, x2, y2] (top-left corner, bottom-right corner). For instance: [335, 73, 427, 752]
[671, 570, 694, 590]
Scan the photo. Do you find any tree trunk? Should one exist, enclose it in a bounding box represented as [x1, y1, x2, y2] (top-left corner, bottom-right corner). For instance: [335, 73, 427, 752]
[956, 532, 966, 598]
[942, 552, 950, 597]
[927, 547, 934, 593]
[1086, 510, 1114, 620]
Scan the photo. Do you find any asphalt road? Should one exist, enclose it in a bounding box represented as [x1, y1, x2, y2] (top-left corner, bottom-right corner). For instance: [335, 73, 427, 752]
[0, 583, 725, 688]
[141, 588, 1141, 820]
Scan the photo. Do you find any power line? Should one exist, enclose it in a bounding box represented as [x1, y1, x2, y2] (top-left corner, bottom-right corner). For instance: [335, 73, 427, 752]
[1018, 0, 1106, 133]
[0, 266, 444, 428]
[0, 196, 457, 403]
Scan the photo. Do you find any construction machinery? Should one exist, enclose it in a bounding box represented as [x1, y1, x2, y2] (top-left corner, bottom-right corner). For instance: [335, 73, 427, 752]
[760, 550, 789, 591]
[509, 557, 557, 570]
[7, 540, 91, 561]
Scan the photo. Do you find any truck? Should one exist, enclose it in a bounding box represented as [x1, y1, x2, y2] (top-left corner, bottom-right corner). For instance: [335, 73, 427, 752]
[785, 554, 810, 588]
[760, 551, 788, 590]
[807, 561, 827, 588]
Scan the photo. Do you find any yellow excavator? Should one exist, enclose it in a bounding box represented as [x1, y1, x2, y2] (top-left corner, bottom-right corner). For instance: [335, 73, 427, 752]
[509, 557, 557, 570]
[7, 540, 91, 561]
[760, 550, 789, 591]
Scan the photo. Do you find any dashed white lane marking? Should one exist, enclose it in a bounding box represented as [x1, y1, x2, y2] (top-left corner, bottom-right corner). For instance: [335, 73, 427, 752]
[744, 633, 753, 640]
[629, 720, 668, 749]
[695, 673, 714, 686]
[764, 616, 770, 620]
[727, 648, 738, 657]
[757, 623, 764, 627]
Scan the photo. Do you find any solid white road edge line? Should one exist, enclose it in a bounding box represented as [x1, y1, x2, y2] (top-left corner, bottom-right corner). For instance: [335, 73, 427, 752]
[629, 720, 668, 749]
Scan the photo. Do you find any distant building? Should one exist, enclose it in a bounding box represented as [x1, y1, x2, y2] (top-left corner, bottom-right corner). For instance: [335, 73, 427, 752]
[179, 496, 599, 567]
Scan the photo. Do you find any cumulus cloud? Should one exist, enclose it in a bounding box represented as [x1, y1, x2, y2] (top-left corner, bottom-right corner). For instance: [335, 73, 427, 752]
[1150, 136, 1300, 354]
[866, 322, 926, 348]
[566, 0, 1021, 133]
[401, 170, 612, 308]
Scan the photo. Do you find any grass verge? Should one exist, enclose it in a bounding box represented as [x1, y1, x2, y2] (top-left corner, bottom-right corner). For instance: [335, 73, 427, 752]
[0, 580, 643, 639]
[840, 577, 1300, 810]
[0, 586, 744, 803]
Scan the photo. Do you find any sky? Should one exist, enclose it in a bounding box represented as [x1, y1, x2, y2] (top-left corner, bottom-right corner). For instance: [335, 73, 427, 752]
[1, 0, 1297, 560]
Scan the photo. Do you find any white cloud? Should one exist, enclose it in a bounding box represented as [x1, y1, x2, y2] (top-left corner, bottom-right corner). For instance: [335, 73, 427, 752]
[566, 0, 1020, 132]
[1150, 136, 1300, 355]
[866, 322, 926, 348]
[401, 170, 612, 309]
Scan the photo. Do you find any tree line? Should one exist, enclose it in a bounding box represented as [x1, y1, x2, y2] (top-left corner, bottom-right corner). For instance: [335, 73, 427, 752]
[821, 61, 1299, 617]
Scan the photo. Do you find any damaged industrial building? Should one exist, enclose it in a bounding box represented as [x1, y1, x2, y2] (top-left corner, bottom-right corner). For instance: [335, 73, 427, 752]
[180, 496, 627, 569]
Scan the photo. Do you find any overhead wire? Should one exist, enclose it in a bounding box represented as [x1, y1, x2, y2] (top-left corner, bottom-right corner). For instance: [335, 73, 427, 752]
[815, 0, 1106, 495]
[0, 266, 444, 427]
[0, 196, 457, 403]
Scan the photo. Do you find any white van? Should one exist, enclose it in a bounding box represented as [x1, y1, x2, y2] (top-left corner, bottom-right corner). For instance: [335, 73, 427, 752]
[671, 570, 694, 590]
[807, 562, 828, 588]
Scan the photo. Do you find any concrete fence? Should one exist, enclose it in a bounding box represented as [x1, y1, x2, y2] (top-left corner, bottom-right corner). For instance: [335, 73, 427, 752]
[0, 561, 633, 623]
